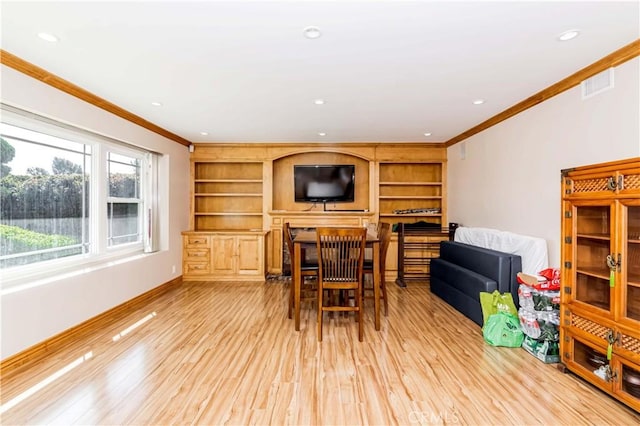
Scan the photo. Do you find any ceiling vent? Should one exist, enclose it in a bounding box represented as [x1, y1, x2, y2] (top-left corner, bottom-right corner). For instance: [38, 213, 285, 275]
[581, 68, 614, 99]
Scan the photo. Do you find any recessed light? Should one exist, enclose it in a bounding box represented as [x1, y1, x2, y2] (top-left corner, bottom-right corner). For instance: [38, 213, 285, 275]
[200, 132, 208, 136]
[472, 99, 485, 105]
[318, 132, 326, 136]
[37, 32, 58, 42]
[423, 132, 432, 137]
[558, 29, 580, 42]
[303, 26, 322, 39]
[151, 102, 162, 107]
[314, 99, 325, 105]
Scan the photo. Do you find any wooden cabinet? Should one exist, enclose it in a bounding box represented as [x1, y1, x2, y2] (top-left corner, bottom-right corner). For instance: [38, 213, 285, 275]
[183, 231, 267, 281]
[184, 143, 447, 278]
[560, 157, 640, 412]
[378, 162, 446, 227]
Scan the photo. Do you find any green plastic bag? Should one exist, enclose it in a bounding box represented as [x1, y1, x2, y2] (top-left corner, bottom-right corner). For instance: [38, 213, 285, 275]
[479, 290, 518, 325]
[483, 312, 525, 347]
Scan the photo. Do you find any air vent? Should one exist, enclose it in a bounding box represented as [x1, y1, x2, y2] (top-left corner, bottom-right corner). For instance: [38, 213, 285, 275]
[581, 68, 614, 99]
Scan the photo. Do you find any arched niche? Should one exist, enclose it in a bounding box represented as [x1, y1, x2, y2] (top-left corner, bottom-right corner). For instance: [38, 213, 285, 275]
[272, 151, 370, 212]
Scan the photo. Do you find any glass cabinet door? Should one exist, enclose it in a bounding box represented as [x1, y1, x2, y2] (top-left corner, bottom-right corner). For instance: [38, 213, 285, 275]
[573, 204, 615, 313]
[622, 203, 640, 323]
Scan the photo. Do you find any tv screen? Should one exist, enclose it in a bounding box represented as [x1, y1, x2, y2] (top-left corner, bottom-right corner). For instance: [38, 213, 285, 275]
[294, 165, 355, 203]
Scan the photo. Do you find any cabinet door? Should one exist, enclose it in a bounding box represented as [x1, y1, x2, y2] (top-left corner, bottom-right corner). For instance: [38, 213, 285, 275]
[619, 201, 640, 328]
[567, 201, 616, 316]
[211, 235, 237, 275]
[563, 332, 614, 394]
[612, 357, 640, 411]
[237, 235, 264, 276]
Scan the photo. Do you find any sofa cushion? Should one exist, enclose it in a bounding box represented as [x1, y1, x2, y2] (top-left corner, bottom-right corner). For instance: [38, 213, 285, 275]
[431, 258, 498, 299]
[439, 241, 517, 295]
[430, 275, 485, 326]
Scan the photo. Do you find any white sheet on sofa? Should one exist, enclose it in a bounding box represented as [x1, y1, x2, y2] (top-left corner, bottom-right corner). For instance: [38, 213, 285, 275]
[454, 227, 548, 275]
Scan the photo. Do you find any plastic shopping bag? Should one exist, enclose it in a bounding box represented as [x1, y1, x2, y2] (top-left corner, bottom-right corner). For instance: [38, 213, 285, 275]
[479, 290, 518, 325]
[482, 312, 525, 347]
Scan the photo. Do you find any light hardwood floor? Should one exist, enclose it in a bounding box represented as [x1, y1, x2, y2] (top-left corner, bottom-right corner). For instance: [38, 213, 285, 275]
[1, 279, 639, 425]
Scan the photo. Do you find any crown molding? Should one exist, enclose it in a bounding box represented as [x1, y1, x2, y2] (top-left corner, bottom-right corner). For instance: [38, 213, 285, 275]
[445, 39, 640, 147]
[0, 49, 192, 147]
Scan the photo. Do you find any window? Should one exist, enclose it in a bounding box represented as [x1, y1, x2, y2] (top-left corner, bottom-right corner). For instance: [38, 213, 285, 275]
[0, 105, 158, 279]
[107, 152, 142, 247]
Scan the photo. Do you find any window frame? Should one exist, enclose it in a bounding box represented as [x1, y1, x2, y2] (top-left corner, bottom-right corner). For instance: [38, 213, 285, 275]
[0, 104, 158, 290]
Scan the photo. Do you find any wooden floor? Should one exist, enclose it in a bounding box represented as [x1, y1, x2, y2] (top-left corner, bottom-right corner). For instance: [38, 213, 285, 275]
[1, 279, 639, 425]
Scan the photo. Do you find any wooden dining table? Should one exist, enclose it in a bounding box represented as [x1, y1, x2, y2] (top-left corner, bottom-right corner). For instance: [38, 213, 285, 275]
[292, 229, 381, 332]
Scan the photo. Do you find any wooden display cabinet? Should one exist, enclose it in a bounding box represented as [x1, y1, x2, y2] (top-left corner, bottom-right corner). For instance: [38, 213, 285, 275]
[183, 143, 447, 279]
[560, 157, 640, 411]
[183, 160, 267, 281]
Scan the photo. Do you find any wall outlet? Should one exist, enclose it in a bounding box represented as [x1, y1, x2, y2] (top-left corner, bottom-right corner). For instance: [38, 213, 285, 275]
[171, 265, 176, 274]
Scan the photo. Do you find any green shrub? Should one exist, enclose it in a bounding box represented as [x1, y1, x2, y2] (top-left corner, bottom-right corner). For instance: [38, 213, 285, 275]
[0, 224, 76, 255]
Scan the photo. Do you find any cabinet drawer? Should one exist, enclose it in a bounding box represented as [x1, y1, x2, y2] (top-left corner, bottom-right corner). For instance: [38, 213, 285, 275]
[185, 249, 210, 260]
[183, 262, 210, 275]
[185, 235, 210, 247]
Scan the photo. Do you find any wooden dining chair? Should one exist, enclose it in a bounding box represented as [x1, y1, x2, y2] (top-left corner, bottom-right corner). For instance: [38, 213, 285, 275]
[284, 222, 318, 320]
[316, 227, 367, 342]
[363, 222, 392, 316]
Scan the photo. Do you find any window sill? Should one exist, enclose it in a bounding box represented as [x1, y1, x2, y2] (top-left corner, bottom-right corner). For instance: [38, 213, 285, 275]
[1, 248, 149, 295]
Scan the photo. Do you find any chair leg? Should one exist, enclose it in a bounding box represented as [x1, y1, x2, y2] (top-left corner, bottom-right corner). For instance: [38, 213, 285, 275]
[381, 279, 388, 316]
[317, 282, 323, 342]
[357, 284, 363, 342]
[288, 275, 293, 319]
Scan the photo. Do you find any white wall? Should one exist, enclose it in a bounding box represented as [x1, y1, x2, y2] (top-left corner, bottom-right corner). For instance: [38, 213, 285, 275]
[0, 66, 191, 359]
[447, 57, 640, 268]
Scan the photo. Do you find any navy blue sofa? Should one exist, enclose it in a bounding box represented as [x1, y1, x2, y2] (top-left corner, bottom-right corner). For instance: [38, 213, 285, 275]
[430, 241, 522, 326]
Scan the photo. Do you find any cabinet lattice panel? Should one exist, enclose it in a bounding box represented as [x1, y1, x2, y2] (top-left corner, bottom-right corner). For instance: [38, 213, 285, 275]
[624, 173, 640, 190]
[620, 333, 640, 354]
[570, 312, 609, 340]
[571, 177, 610, 193]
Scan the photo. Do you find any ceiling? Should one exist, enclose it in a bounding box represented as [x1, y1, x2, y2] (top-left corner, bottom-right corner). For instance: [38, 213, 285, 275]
[1, 1, 639, 144]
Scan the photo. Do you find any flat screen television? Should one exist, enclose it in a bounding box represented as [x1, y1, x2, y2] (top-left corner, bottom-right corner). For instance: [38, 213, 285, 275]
[294, 165, 355, 204]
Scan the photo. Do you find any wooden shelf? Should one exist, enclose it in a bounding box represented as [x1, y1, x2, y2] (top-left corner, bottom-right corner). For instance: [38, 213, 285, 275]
[379, 213, 442, 217]
[195, 193, 262, 197]
[628, 272, 640, 287]
[576, 267, 610, 281]
[379, 181, 441, 186]
[194, 179, 263, 183]
[195, 212, 262, 216]
[379, 196, 442, 200]
[577, 233, 611, 241]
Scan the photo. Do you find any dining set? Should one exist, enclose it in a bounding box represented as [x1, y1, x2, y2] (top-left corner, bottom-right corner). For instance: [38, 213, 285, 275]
[284, 222, 392, 341]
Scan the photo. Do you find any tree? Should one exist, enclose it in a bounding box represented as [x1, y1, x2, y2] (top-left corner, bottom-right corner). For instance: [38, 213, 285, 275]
[0, 137, 15, 177]
[27, 167, 49, 176]
[52, 157, 82, 175]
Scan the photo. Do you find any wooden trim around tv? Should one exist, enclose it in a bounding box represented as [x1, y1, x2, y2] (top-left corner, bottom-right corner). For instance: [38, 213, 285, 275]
[0, 276, 183, 377]
[445, 39, 640, 147]
[0, 49, 192, 147]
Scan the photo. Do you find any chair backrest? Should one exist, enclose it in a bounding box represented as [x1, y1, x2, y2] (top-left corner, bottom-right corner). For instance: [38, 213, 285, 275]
[283, 222, 294, 258]
[378, 222, 392, 273]
[316, 227, 367, 283]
